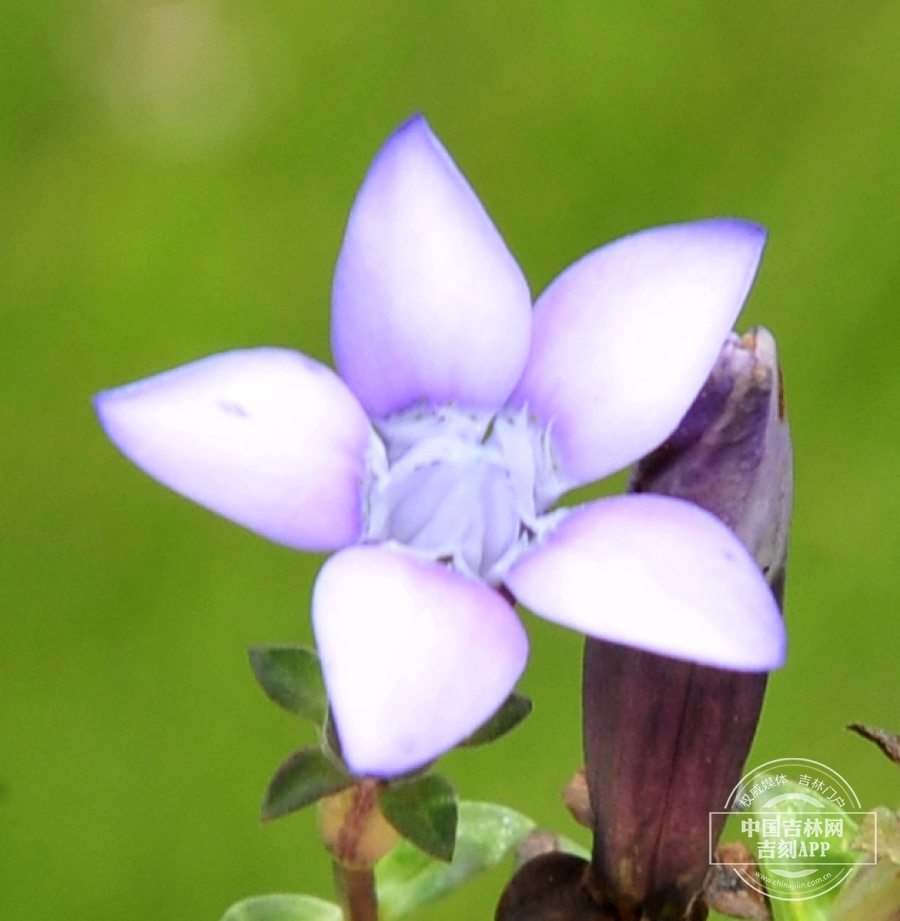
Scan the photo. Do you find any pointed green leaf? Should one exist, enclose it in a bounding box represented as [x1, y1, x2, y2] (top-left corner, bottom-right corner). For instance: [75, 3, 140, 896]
[376, 800, 537, 918]
[379, 774, 458, 862]
[249, 645, 327, 724]
[460, 693, 532, 747]
[221, 894, 342, 921]
[261, 746, 352, 823]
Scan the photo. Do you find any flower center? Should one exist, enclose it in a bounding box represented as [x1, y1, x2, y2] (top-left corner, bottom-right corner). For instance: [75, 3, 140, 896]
[364, 407, 561, 583]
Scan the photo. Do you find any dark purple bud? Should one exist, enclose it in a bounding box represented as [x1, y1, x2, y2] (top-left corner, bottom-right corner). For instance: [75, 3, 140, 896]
[583, 328, 792, 920]
[495, 851, 613, 921]
[629, 328, 791, 604]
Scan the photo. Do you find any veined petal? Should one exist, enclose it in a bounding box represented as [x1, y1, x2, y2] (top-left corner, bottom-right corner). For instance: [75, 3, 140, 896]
[506, 495, 785, 671]
[95, 348, 376, 551]
[332, 115, 532, 419]
[313, 546, 528, 775]
[509, 220, 766, 492]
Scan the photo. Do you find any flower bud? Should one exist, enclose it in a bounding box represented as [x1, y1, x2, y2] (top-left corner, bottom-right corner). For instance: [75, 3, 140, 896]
[583, 328, 792, 920]
[495, 851, 612, 921]
[630, 327, 791, 603]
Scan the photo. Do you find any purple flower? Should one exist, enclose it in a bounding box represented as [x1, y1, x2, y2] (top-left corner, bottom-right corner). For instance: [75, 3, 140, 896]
[94, 116, 785, 777]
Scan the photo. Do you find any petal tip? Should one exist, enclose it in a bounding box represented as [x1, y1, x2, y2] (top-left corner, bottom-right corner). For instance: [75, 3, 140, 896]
[394, 111, 432, 140]
[703, 215, 767, 240]
[369, 112, 444, 178]
[92, 379, 141, 449]
[92, 387, 114, 426]
[697, 217, 768, 268]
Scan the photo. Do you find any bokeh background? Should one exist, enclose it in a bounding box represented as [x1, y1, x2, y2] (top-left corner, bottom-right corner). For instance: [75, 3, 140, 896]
[3, 2, 900, 919]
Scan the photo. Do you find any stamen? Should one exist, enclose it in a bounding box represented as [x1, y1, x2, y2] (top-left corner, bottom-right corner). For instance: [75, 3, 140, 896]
[366, 405, 555, 582]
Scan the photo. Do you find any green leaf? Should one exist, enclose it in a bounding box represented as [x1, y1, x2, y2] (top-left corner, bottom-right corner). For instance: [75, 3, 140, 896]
[376, 800, 537, 918]
[220, 894, 342, 921]
[379, 773, 459, 862]
[249, 645, 327, 724]
[460, 693, 532, 747]
[261, 746, 352, 822]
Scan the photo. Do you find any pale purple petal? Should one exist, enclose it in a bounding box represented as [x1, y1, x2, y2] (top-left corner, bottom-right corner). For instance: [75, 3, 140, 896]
[509, 220, 766, 492]
[332, 115, 532, 419]
[313, 546, 528, 775]
[506, 495, 785, 671]
[95, 349, 375, 551]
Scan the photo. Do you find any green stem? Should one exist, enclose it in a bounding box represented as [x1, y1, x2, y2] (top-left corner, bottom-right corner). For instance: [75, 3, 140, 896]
[334, 861, 379, 921]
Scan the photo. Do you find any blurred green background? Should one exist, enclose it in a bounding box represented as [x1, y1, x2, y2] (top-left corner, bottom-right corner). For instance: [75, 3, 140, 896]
[2, 1, 899, 919]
